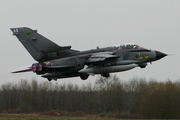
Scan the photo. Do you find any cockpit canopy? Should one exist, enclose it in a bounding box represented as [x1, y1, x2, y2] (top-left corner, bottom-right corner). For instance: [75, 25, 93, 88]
[115, 43, 144, 50]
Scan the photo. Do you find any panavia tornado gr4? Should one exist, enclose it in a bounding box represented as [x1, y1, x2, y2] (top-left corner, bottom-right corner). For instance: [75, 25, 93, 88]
[11, 27, 167, 81]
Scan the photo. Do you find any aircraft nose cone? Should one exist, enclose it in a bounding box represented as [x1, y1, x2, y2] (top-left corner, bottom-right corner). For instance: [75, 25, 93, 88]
[155, 51, 167, 60]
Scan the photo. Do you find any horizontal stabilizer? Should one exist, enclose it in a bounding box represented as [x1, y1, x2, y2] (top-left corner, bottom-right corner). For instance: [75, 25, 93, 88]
[44, 64, 76, 69]
[12, 64, 76, 74]
[11, 68, 32, 73]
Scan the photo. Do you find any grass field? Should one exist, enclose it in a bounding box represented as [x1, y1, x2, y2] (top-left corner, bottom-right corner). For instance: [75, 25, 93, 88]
[0, 113, 122, 120]
[0, 118, 119, 120]
[0, 117, 121, 120]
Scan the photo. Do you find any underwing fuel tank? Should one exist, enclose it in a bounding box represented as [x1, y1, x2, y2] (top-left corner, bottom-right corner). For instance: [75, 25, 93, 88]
[79, 64, 138, 75]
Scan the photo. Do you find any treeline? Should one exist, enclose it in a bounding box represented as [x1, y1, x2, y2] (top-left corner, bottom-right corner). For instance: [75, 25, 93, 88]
[0, 76, 180, 119]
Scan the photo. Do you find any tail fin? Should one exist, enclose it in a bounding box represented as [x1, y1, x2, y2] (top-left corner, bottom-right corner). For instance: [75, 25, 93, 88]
[11, 27, 76, 62]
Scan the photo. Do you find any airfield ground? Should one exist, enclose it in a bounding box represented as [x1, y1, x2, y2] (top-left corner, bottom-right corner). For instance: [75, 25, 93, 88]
[0, 113, 122, 120]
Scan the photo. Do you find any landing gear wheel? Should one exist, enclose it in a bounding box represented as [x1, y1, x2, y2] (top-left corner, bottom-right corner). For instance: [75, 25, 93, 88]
[80, 74, 89, 80]
[47, 78, 52, 81]
[101, 73, 110, 78]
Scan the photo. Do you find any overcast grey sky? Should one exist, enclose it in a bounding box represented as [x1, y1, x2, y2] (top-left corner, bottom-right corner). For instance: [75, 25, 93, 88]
[0, 0, 180, 85]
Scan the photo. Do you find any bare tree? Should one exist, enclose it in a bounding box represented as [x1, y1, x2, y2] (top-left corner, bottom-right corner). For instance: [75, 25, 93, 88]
[95, 75, 119, 90]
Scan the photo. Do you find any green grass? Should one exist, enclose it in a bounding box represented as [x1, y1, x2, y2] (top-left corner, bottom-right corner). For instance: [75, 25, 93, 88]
[0, 118, 121, 120]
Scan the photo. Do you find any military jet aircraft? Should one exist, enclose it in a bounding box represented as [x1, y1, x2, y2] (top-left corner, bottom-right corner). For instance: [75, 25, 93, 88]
[11, 27, 167, 81]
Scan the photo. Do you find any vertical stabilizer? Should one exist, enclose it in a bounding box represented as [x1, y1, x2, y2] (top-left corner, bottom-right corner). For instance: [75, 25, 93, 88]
[11, 27, 71, 61]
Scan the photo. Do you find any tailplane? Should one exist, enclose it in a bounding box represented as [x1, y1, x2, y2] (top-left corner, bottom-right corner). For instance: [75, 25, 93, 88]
[11, 27, 78, 62]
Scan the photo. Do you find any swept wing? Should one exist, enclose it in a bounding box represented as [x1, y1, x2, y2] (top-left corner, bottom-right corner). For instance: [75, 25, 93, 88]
[85, 52, 119, 63]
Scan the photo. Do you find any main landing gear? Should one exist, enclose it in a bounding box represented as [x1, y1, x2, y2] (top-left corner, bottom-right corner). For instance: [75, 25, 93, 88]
[101, 73, 110, 78]
[47, 78, 57, 81]
[80, 74, 89, 80]
[47, 78, 52, 81]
